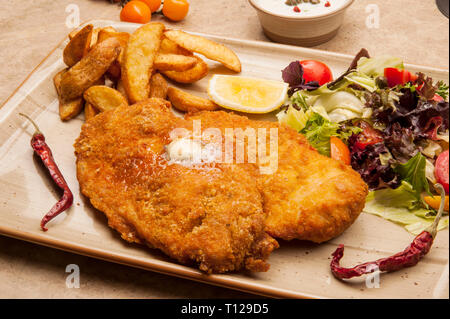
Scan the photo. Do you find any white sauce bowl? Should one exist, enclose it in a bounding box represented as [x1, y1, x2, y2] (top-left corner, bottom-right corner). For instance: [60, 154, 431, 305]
[249, 0, 354, 47]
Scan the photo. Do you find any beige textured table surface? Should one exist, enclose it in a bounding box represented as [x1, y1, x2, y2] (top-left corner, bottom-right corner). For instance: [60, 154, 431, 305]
[0, 0, 448, 298]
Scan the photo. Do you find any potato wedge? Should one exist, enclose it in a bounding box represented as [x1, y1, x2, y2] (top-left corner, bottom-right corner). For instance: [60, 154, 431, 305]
[63, 24, 93, 67]
[68, 28, 80, 40]
[167, 87, 219, 113]
[53, 69, 84, 121]
[83, 85, 128, 112]
[160, 37, 193, 56]
[154, 53, 197, 72]
[164, 30, 241, 72]
[121, 23, 165, 104]
[149, 73, 169, 99]
[70, 25, 115, 39]
[60, 37, 121, 101]
[89, 28, 101, 49]
[116, 78, 129, 103]
[98, 30, 130, 50]
[84, 102, 99, 121]
[161, 56, 209, 84]
[97, 30, 130, 80]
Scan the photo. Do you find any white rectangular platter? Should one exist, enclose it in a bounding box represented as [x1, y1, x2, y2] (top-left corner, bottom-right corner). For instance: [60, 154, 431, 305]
[0, 20, 448, 299]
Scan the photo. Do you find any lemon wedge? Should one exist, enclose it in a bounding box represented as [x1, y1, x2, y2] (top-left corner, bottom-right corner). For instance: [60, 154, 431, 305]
[208, 75, 288, 114]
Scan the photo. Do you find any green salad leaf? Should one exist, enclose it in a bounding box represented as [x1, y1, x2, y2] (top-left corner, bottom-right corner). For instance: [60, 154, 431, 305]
[393, 152, 431, 197]
[364, 182, 449, 235]
[356, 56, 404, 77]
[344, 72, 377, 92]
[276, 106, 311, 132]
[300, 113, 340, 156]
[312, 91, 365, 123]
[277, 105, 362, 156]
[436, 81, 449, 101]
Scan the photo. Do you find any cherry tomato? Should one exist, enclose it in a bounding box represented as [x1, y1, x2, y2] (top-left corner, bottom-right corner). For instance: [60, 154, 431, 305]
[353, 121, 383, 150]
[435, 150, 449, 194]
[162, 0, 190, 22]
[140, 0, 161, 13]
[384, 67, 417, 87]
[120, 1, 151, 24]
[300, 60, 333, 86]
[330, 137, 350, 165]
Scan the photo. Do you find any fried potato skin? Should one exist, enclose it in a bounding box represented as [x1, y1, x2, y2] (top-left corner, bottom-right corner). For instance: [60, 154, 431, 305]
[159, 37, 193, 56]
[98, 30, 130, 47]
[89, 28, 101, 49]
[121, 23, 165, 104]
[164, 30, 241, 72]
[154, 53, 197, 72]
[83, 85, 128, 112]
[53, 69, 84, 121]
[116, 78, 129, 103]
[69, 26, 116, 41]
[167, 87, 219, 113]
[60, 37, 121, 101]
[63, 24, 93, 67]
[149, 73, 169, 99]
[84, 102, 99, 121]
[161, 56, 209, 84]
[97, 30, 130, 80]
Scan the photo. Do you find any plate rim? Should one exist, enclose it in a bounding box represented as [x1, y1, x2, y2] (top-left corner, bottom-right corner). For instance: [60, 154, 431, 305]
[0, 19, 448, 299]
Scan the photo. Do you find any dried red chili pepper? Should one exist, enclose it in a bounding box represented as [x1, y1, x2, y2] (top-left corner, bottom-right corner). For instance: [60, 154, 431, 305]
[19, 113, 74, 231]
[330, 184, 446, 280]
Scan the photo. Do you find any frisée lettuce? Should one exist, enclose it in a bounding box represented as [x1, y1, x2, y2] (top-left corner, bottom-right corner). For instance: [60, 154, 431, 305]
[277, 107, 361, 156]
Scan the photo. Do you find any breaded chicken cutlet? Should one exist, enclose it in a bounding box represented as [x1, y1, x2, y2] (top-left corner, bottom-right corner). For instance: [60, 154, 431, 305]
[74, 98, 278, 273]
[74, 98, 368, 273]
[186, 111, 368, 243]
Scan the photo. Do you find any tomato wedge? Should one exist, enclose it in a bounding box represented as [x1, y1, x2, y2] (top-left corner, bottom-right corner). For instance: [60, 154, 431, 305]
[432, 94, 444, 102]
[435, 150, 449, 194]
[384, 68, 417, 87]
[330, 137, 350, 165]
[353, 121, 383, 150]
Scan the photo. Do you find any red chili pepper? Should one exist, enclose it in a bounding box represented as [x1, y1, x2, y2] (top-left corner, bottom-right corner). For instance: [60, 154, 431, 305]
[293, 6, 300, 12]
[330, 184, 446, 280]
[325, 1, 331, 7]
[19, 113, 73, 231]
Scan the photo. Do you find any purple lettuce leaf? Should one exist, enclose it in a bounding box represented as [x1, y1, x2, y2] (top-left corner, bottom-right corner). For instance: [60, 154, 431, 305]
[383, 123, 418, 163]
[282, 61, 304, 87]
[366, 87, 449, 141]
[281, 61, 321, 97]
[348, 135, 400, 190]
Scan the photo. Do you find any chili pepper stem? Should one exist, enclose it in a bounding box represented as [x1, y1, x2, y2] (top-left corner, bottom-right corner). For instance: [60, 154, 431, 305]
[19, 113, 43, 135]
[426, 183, 446, 238]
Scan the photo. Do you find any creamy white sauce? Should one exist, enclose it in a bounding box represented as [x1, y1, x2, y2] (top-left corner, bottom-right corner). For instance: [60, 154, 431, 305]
[167, 138, 202, 163]
[166, 138, 222, 165]
[254, 0, 348, 17]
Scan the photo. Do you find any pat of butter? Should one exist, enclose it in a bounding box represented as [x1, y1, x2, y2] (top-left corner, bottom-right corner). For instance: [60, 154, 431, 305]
[167, 138, 202, 162]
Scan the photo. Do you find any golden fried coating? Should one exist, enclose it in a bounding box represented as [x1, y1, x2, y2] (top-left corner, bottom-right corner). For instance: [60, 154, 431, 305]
[74, 99, 278, 273]
[186, 111, 369, 243]
[74, 99, 368, 273]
